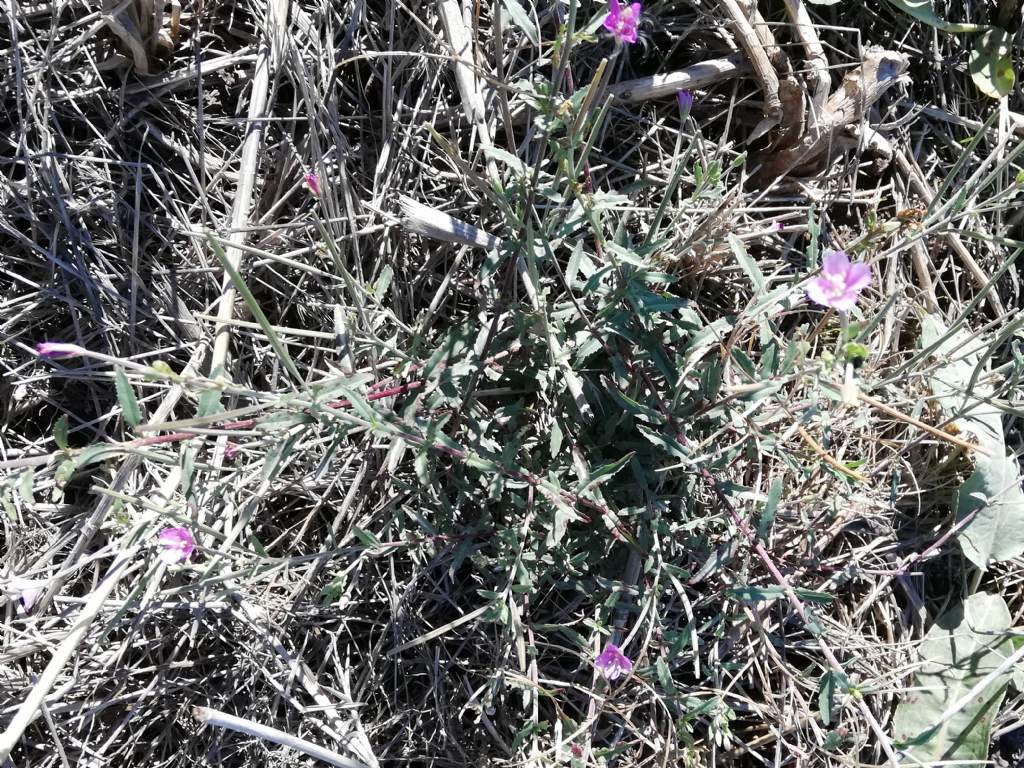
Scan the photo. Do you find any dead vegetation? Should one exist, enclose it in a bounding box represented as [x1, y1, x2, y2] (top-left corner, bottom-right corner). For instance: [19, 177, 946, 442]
[1, 0, 1024, 765]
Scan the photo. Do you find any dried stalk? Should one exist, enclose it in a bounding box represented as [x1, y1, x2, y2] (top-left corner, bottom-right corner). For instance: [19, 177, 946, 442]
[193, 706, 370, 768]
[754, 48, 910, 182]
[607, 55, 750, 103]
[717, 0, 782, 133]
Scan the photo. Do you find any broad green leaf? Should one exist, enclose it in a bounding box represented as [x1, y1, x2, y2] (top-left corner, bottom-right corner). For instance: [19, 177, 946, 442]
[655, 657, 677, 693]
[545, 490, 579, 547]
[893, 593, 1013, 763]
[920, 315, 1024, 569]
[501, 0, 539, 46]
[196, 388, 225, 419]
[114, 366, 141, 428]
[483, 145, 528, 177]
[970, 28, 1015, 98]
[352, 526, 381, 550]
[955, 454, 1024, 570]
[883, 0, 988, 32]
[18, 469, 34, 503]
[919, 314, 1003, 449]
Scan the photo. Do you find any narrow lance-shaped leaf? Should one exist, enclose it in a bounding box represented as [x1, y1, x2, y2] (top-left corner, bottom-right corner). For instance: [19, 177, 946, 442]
[883, 0, 988, 32]
[115, 366, 142, 428]
[207, 234, 303, 385]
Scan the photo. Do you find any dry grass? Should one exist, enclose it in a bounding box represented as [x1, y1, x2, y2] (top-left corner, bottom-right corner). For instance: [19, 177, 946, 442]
[1, 0, 1023, 765]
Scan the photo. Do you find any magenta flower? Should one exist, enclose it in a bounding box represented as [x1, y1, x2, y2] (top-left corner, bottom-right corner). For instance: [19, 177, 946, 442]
[158, 527, 195, 565]
[305, 171, 321, 196]
[36, 342, 85, 359]
[806, 249, 872, 312]
[594, 642, 633, 681]
[603, 0, 641, 45]
[677, 89, 693, 115]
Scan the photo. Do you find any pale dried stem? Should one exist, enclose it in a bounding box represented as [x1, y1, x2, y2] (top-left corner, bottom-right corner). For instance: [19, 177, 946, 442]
[717, 0, 781, 128]
[893, 149, 1005, 317]
[607, 55, 750, 103]
[193, 706, 370, 768]
[209, 0, 288, 377]
[781, 0, 830, 120]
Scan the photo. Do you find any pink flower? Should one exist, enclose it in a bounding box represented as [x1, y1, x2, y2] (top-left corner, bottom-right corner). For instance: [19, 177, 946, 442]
[305, 171, 321, 196]
[603, 0, 641, 45]
[806, 249, 871, 312]
[224, 441, 239, 461]
[158, 527, 195, 565]
[36, 342, 85, 359]
[594, 642, 632, 681]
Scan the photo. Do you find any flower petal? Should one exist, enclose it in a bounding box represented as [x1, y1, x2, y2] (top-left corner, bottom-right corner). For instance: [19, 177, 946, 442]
[845, 262, 872, 292]
[158, 527, 195, 564]
[821, 249, 850, 277]
[806, 277, 836, 308]
[602, 0, 621, 32]
[158, 548, 183, 565]
[36, 342, 85, 359]
[830, 293, 860, 312]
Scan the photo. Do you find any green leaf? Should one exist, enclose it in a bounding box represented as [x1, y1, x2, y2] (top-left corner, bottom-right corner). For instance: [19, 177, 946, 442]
[893, 593, 1013, 763]
[655, 657, 677, 694]
[805, 0, 841, 4]
[483, 145, 528, 177]
[970, 28, 1015, 98]
[501, 0, 539, 47]
[54, 458, 76, 490]
[196, 388, 225, 419]
[728, 234, 764, 293]
[352, 526, 381, 550]
[114, 366, 142, 428]
[883, 0, 988, 32]
[545, 492, 579, 547]
[578, 452, 635, 496]
[54, 415, 68, 451]
[818, 670, 849, 725]
[207, 234, 302, 384]
[728, 586, 834, 604]
[919, 314, 1004, 451]
[756, 478, 782, 542]
[955, 454, 1024, 571]
[18, 469, 34, 503]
